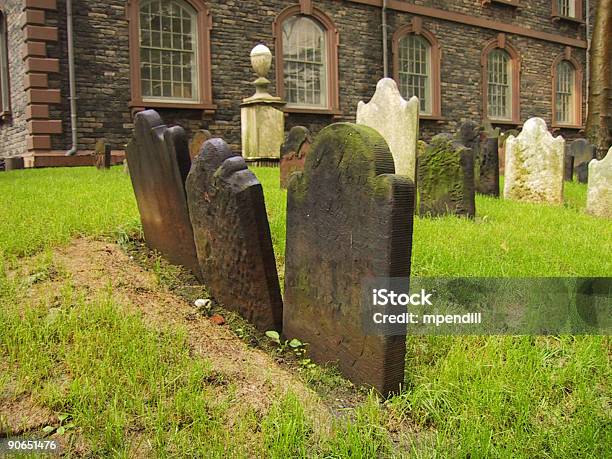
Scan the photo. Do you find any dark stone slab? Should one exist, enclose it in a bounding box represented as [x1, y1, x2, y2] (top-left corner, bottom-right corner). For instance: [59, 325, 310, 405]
[93, 139, 111, 169]
[126, 109, 199, 276]
[457, 121, 499, 197]
[569, 139, 596, 183]
[280, 126, 312, 189]
[284, 123, 415, 395]
[417, 133, 476, 218]
[189, 129, 212, 160]
[563, 145, 574, 181]
[4, 156, 24, 171]
[186, 138, 283, 332]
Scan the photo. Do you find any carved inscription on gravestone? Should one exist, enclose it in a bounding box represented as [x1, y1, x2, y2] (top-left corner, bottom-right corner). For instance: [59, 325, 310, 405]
[126, 110, 199, 276]
[280, 126, 312, 188]
[417, 133, 476, 218]
[284, 123, 415, 395]
[186, 138, 283, 332]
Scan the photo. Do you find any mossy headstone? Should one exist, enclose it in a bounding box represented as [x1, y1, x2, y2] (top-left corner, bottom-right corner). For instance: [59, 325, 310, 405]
[417, 133, 476, 218]
[284, 122, 415, 395]
[280, 126, 312, 189]
[504, 118, 564, 204]
[126, 109, 199, 276]
[186, 138, 283, 332]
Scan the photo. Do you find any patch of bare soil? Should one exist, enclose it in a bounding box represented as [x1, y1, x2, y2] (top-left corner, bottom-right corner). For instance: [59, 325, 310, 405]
[51, 238, 332, 431]
[0, 395, 54, 437]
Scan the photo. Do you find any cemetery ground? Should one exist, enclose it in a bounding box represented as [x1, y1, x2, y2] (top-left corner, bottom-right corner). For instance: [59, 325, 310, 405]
[0, 166, 610, 457]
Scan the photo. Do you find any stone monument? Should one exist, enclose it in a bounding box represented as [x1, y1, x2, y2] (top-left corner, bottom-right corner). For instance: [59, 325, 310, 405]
[126, 110, 200, 276]
[356, 78, 419, 179]
[504, 118, 564, 204]
[186, 138, 283, 332]
[241, 44, 285, 161]
[586, 146, 612, 218]
[280, 126, 312, 188]
[569, 139, 596, 184]
[284, 122, 415, 395]
[189, 129, 212, 160]
[417, 133, 476, 218]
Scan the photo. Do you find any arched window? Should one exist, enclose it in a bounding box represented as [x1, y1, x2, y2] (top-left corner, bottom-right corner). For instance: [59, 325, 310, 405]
[127, 0, 214, 111]
[481, 35, 520, 124]
[552, 50, 582, 127]
[274, 5, 339, 114]
[392, 20, 441, 118]
[0, 11, 10, 117]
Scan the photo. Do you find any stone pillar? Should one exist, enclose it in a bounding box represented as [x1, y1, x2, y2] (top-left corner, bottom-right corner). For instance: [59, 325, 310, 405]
[240, 44, 285, 161]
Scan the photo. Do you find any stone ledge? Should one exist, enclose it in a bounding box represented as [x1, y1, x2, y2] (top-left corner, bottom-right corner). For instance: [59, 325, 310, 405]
[23, 0, 57, 11]
[25, 151, 126, 168]
[28, 119, 62, 135]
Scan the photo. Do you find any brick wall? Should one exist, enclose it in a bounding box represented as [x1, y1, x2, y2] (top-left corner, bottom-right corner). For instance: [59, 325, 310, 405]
[0, 0, 593, 157]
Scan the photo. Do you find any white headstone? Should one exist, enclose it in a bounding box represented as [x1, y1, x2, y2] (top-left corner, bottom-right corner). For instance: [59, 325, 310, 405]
[586, 146, 612, 218]
[504, 117, 565, 204]
[356, 78, 419, 178]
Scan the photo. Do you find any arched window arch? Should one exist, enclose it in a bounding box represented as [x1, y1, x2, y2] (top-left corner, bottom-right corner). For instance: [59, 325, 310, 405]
[127, 0, 214, 112]
[552, 49, 582, 127]
[0, 10, 10, 117]
[392, 19, 441, 118]
[273, 4, 339, 114]
[481, 34, 521, 124]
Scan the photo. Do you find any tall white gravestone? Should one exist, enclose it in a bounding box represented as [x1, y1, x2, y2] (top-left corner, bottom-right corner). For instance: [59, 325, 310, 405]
[241, 44, 285, 161]
[586, 146, 612, 218]
[356, 78, 419, 178]
[504, 117, 565, 204]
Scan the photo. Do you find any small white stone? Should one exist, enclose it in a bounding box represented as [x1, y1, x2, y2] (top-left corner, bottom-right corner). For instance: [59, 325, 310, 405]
[504, 117, 565, 204]
[356, 78, 420, 179]
[194, 298, 211, 308]
[586, 146, 612, 218]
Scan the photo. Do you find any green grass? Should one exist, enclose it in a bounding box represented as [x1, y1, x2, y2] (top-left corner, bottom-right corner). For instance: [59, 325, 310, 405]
[0, 166, 610, 457]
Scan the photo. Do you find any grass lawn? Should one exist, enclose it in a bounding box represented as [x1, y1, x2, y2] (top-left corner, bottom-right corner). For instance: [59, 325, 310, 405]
[0, 166, 610, 457]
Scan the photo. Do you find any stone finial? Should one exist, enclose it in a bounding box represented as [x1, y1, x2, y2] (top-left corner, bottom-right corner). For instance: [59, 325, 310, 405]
[586, 146, 612, 218]
[243, 44, 284, 105]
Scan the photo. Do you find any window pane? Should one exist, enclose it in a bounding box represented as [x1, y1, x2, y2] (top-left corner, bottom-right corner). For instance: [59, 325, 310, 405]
[282, 16, 328, 108]
[555, 61, 575, 124]
[398, 34, 432, 114]
[139, 0, 198, 101]
[557, 0, 576, 17]
[487, 49, 512, 120]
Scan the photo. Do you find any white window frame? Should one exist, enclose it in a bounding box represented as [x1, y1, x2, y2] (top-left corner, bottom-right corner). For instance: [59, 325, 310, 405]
[398, 34, 432, 115]
[555, 60, 576, 125]
[487, 49, 512, 121]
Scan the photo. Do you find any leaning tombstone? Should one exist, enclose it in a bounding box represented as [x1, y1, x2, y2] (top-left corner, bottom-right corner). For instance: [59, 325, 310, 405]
[280, 126, 312, 189]
[93, 139, 111, 169]
[284, 122, 415, 395]
[186, 138, 283, 332]
[417, 133, 476, 218]
[586, 146, 612, 218]
[126, 109, 200, 276]
[570, 139, 596, 184]
[504, 118, 564, 204]
[189, 129, 212, 160]
[356, 78, 419, 179]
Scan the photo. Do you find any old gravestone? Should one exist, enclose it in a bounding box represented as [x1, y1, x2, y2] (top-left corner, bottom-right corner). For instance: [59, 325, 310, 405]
[504, 118, 564, 204]
[284, 123, 415, 395]
[456, 121, 499, 197]
[356, 78, 419, 179]
[280, 126, 312, 189]
[563, 144, 574, 182]
[586, 146, 612, 218]
[93, 139, 111, 169]
[186, 138, 283, 332]
[189, 129, 212, 161]
[417, 133, 476, 218]
[569, 139, 596, 183]
[126, 109, 200, 276]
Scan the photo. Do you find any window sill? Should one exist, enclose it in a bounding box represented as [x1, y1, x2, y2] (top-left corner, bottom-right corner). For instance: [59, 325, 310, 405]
[486, 119, 521, 127]
[482, 0, 520, 8]
[551, 15, 584, 25]
[552, 123, 584, 130]
[420, 114, 445, 122]
[282, 106, 343, 119]
[129, 100, 217, 115]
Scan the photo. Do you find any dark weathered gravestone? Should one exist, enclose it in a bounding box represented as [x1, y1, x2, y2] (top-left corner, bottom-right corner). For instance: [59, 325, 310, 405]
[4, 156, 24, 171]
[189, 129, 212, 160]
[280, 126, 312, 189]
[284, 123, 415, 395]
[417, 133, 476, 218]
[456, 121, 499, 197]
[186, 138, 283, 332]
[126, 109, 199, 276]
[564, 144, 574, 181]
[570, 139, 596, 183]
[93, 139, 111, 169]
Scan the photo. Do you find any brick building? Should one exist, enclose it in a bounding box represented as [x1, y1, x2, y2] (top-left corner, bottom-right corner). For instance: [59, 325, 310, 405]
[0, 0, 594, 165]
